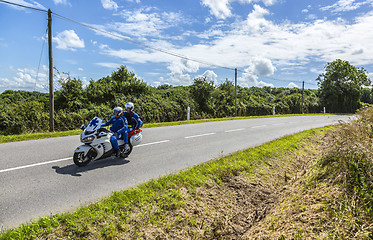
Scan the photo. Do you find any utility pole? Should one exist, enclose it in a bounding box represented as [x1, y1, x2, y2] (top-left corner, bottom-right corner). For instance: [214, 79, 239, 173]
[48, 9, 54, 131]
[235, 68, 237, 117]
[301, 81, 304, 114]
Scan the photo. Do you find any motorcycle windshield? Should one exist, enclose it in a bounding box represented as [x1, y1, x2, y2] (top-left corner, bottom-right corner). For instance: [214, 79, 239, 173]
[85, 117, 102, 133]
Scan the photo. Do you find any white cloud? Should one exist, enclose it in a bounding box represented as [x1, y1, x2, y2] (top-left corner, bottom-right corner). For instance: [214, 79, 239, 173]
[352, 48, 364, 55]
[201, 70, 218, 85]
[53, 30, 85, 51]
[112, 8, 186, 39]
[248, 57, 276, 76]
[1, 66, 49, 91]
[201, 0, 276, 19]
[238, 70, 274, 87]
[99, 44, 109, 49]
[196, 29, 225, 39]
[97, 6, 373, 87]
[240, 4, 270, 33]
[237, 57, 275, 87]
[287, 82, 299, 88]
[310, 68, 322, 74]
[321, 0, 373, 13]
[202, 0, 232, 19]
[0, 78, 11, 88]
[95, 62, 122, 69]
[368, 72, 373, 81]
[104, 48, 166, 64]
[258, 81, 274, 87]
[101, 0, 118, 11]
[4, 0, 47, 11]
[53, 0, 71, 6]
[305, 14, 317, 20]
[90, 9, 186, 41]
[168, 59, 200, 75]
[168, 72, 193, 85]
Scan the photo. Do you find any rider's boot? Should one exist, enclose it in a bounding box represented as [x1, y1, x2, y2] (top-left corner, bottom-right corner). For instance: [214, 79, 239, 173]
[124, 143, 130, 152]
[115, 148, 121, 157]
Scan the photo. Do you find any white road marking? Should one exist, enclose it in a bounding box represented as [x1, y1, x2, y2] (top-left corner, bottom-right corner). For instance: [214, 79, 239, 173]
[134, 140, 170, 147]
[0, 157, 72, 174]
[272, 123, 285, 126]
[225, 128, 245, 133]
[252, 125, 267, 128]
[184, 133, 216, 139]
[1, 140, 171, 173]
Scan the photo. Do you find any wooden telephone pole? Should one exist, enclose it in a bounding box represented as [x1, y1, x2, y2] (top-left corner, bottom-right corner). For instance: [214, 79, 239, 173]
[235, 68, 237, 116]
[48, 9, 54, 131]
[301, 81, 304, 114]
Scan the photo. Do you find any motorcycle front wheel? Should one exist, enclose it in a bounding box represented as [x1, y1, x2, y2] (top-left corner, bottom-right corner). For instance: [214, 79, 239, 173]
[73, 152, 92, 167]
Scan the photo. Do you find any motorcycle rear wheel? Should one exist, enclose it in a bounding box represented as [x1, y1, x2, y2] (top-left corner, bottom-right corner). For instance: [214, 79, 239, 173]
[73, 152, 92, 167]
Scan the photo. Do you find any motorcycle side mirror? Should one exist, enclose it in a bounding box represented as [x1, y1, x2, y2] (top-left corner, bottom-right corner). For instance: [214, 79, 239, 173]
[80, 124, 86, 130]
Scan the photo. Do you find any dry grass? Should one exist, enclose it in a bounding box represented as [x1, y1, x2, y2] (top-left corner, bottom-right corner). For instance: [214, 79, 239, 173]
[110, 131, 329, 239]
[243, 107, 373, 240]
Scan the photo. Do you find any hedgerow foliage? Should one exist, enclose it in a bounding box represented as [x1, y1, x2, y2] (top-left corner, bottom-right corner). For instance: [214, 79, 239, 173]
[0, 65, 343, 135]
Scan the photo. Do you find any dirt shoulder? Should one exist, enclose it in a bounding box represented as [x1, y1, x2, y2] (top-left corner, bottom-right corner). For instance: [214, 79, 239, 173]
[119, 128, 336, 239]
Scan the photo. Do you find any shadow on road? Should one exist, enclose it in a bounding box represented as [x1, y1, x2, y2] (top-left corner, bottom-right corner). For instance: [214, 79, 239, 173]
[52, 157, 130, 177]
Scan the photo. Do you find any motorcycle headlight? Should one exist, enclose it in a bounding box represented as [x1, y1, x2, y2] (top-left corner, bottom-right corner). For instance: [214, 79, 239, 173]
[81, 135, 95, 143]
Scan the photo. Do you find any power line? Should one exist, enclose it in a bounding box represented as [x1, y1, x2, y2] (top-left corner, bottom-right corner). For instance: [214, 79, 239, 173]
[258, 75, 318, 86]
[34, 28, 48, 91]
[52, 12, 318, 86]
[1, 0, 318, 86]
[0, 0, 47, 13]
[235, 68, 318, 86]
[52, 12, 236, 71]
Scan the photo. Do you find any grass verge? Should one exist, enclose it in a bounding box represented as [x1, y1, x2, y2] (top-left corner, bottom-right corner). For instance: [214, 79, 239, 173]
[243, 107, 373, 239]
[1, 124, 333, 239]
[0, 113, 330, 143]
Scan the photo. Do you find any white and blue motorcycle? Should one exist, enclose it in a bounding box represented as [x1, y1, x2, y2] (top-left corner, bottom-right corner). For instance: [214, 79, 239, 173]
[74, 117, 142, 167]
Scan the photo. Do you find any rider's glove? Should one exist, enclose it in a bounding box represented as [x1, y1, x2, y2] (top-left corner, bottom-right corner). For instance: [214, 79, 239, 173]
[113, 132, 118, 136]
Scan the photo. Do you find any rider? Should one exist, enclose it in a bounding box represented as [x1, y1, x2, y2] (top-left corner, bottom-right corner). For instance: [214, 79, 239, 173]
[123, 102, 143, 131]
[101, 107, 130, 157]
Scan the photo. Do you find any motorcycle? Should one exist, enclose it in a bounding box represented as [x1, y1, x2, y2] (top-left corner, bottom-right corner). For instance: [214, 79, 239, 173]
[73, 117, 143, 167]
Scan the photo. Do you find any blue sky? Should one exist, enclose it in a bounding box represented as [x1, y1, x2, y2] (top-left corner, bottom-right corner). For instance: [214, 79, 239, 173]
[1, 0, 373, 93]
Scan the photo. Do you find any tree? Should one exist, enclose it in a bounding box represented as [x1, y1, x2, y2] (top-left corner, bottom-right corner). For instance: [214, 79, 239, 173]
[86, 65, 149, 104]
[190, 77, 215, 113]
[361, 88, 373, 104]
[212, 80, 235, 117]
[55, 75, 86, 111]
[317, 59, 371, 113]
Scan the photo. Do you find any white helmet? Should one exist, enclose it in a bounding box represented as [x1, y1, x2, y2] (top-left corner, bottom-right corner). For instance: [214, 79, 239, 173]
[125, 102, 134, 111]
[113, 106, 123, 116]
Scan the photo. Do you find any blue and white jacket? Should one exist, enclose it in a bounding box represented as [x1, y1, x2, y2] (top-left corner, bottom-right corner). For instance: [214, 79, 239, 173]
[123, 111, 143, 130]
[101, 115, 128, 135]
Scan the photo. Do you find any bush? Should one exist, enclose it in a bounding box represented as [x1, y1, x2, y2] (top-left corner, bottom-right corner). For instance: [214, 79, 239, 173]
[0, 101, 49, 135]
[317, 107, 373, 236]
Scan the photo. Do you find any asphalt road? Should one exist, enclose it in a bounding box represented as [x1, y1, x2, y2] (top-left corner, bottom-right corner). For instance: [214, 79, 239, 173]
[0, 115, 352, 230]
